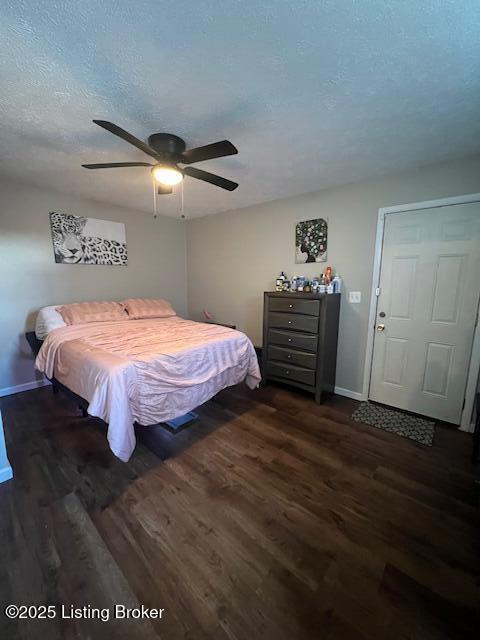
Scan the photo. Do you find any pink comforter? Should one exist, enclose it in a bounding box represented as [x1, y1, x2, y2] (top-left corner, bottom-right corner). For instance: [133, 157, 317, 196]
[35, 317, 261, 461]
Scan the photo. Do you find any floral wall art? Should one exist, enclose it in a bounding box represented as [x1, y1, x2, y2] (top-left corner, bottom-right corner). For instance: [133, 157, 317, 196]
[295, 218, 328, 263]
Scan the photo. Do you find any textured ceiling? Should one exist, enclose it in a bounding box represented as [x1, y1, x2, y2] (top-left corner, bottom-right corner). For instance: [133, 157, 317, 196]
[1, 1, 479, 218]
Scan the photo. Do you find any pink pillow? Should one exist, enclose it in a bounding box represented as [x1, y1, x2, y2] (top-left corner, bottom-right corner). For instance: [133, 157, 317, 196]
[58, 301, 127, 325]
[121, 298, 176, 319]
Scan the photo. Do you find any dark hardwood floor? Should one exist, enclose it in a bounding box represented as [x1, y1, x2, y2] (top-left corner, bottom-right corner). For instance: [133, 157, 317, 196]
[0, 383, 479, 639]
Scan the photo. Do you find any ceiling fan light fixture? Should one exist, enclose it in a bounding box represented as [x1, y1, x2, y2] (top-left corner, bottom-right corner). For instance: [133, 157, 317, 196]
[151, 165, 183, 186]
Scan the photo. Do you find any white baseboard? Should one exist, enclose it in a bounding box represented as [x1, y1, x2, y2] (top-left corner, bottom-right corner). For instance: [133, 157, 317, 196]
[0, 378, 51, 398]
[459, 423, 475, 434]
[334, 386, 366, 401]
[0, 464, 13, 483]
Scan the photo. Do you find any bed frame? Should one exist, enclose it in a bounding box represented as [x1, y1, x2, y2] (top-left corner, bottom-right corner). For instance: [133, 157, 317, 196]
[26, 331, 90, 416]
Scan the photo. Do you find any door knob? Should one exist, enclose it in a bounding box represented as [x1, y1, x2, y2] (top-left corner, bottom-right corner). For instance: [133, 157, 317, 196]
[376, 324, 385, 332]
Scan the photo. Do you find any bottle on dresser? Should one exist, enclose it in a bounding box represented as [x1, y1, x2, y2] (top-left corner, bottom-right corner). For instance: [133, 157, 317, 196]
[332, 275, 342, 293]
[275, 271, 287, 291]
[319, 274, 326, 293]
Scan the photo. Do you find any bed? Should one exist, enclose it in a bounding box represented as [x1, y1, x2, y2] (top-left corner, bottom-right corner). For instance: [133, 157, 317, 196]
[34, 301, 261, 462]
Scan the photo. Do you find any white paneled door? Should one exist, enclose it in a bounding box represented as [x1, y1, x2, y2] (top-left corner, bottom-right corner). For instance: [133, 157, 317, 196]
[369, 203, 480, 424]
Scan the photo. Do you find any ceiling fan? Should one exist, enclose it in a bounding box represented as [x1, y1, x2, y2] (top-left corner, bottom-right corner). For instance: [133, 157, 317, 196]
[82, 120, 239, 194]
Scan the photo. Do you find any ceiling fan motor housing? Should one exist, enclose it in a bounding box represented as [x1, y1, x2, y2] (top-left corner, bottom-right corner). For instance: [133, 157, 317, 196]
[147, 133, 186, 161]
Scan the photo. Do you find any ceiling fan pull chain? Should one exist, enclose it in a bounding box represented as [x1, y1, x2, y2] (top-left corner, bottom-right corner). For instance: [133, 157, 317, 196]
[152, 179, 158, 219]
[180, 180, 185, 219]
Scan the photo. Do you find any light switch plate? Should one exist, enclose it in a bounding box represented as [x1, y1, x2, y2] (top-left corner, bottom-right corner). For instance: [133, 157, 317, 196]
[348, 291, 361, 304]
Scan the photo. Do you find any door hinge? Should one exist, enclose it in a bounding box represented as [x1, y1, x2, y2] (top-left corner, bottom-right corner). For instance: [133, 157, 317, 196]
[375, 287, 381, 297]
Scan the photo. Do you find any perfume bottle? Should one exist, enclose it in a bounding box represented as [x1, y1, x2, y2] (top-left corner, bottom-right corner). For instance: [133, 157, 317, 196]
[275, 271, 286, 291]
[319, 274, 326, 294]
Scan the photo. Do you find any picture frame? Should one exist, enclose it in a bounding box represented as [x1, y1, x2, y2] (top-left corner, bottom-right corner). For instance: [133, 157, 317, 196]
[50, 212, 128, 266]
[295, 218, 328, 263]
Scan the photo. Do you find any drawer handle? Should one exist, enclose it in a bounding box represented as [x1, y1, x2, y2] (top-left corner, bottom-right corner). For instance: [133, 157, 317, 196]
[288, 304, 293, 308]
[285, 370, 290, 375]
[287, 355, 291, 359]
[288, 338, 292, 342]
[288, 320, 293, 325]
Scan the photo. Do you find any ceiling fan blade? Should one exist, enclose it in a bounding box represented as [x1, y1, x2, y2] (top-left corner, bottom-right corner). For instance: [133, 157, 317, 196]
[82, 162, 153, 169]
[92, 120, 161, 160]
[157, 185, 173, 195]
[181, 140, 238, 164]
[183, 166, 238, 191]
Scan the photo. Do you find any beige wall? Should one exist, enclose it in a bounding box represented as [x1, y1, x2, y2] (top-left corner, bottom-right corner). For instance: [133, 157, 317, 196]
[2, 156, 479, 396]
[186, 156, 480, 395]
[0, 179, 187, 391]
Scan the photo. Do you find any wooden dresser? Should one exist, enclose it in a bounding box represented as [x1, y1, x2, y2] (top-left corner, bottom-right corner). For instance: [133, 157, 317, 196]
[262, 291, 341, 403]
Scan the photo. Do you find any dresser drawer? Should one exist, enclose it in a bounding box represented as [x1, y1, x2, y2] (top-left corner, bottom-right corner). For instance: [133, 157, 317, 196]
[268, 345, 317, 370]
[266, 361, 315, 387]
[268, 329, 318, 352]
[268, 312, 318, 333]
[269, 298, 320, 316]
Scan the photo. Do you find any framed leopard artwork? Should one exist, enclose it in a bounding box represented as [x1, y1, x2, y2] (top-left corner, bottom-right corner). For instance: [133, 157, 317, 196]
[49, 212, 128, 266]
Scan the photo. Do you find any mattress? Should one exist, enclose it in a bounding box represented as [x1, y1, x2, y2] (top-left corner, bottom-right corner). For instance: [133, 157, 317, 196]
[35, 316, 261, 461]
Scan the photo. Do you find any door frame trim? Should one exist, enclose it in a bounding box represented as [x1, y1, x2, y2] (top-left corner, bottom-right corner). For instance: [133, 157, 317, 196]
[362, 192, 480, 432]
